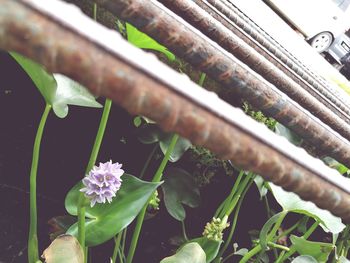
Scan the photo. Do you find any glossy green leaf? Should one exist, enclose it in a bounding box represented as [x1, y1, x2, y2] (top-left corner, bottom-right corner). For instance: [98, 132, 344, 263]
[41, 235, 83, 263]
[190, 237, 221, 263]
[160, 135, 192, 162]
[291, 255, 318, 263]
[269, 183, 345, 234]
[290, 235, 334, 262]
[52, 74, 102, 118]
[253, 175, 268, 199]
[126, 23, 175, 61]
[160, 243, 206, 263]
[65, 174, 161, 246]
[259, 212, 285, 250]
[11, 52, 57, 104]
[162, 168, 200, 221]
[11, 53, 102, 118]
[275, 123, 303, 146]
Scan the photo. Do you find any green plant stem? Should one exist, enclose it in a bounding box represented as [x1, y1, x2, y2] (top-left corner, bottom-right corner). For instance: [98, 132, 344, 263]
[139, 144, 158, 179]
[77, 99, 112, 251]
[239, 211, 287, 263]
[215, 170, 244, 218]
[275, 251, 286, 263]
[225, 173, 253, 216]
[280, 220, 319, 261]
[198, 73, 207, 87]
[181, 220, 189, 241]
[112, 233, 123, 263]
[28, 103, 51, 263]
[126, 134, 179, 263]
[93, 3, 97, 21]
[267, 242, 290, 251]
[220, 180, 253, 263]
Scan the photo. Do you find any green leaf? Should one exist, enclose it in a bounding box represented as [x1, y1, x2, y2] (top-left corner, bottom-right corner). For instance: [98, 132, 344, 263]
[65, 174, 161, 246]
[259, 212, 285, 250]
[41, 235, 83, 263]
[11, 53, 102, 118]
[291, 255, 318, 263]
[323, 157, 349, 175]
[290, 235, 334, 262]
[190, 237, 221, 263]
[136, 123, 166, 144]
[269, 183, 345, 234]
[52, 74, 102, 118]
[339, 256, 350, 263]
[11, 52, 57, 104]
[126, 23, 175, 61]
[133, 116, 142, 127]
[253, 175, 268, 199]
[160, 242, 206, 263]
[162, 168, 200, 221]
[160, 134, 192, 162]
[275, 123, 303, 146]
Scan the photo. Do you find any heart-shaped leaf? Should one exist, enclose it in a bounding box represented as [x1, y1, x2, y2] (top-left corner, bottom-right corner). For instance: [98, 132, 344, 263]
[160, 242, 206, 263]
[126, 23, 175, 61]
[11, 53, 102, 118]
[291, 255, 318, 263]
[11, 52, 57, 104]
[162, 168, 200, 221]
[65, 174, 161, 246]
[290, 235, 334, 262]
[52, 74, 102, 118]
[160, 135, 192, 163]
[41, 235, 83, 263]
[269, 183, 345, 234]
[190, 237, 221, 263]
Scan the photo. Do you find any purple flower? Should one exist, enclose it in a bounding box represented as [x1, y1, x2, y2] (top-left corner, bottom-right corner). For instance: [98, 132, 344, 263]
[80, 160, 124, 207]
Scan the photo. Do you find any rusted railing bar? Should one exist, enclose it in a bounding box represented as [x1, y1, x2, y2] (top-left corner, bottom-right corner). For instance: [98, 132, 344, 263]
[3, 0, 350, 221]
[157, 0, 350, 146]
[190, 0, 350, 123]
[81, 0, 350, 168]
[208, 0, 350, 115]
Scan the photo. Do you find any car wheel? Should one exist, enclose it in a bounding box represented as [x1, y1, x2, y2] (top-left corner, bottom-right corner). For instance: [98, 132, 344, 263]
[309, 32, 333, 53]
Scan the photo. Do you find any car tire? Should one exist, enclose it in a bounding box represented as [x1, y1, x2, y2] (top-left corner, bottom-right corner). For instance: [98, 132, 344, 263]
[309, 32, 333, 53]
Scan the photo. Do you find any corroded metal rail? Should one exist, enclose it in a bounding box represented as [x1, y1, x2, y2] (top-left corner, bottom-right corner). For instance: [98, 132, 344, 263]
[79, 0, 350, 168]
[157, 0, 350, 145]
[2, 0, 350, 221]
[207, 0, 350, 114]
[190, 0, 350, 123]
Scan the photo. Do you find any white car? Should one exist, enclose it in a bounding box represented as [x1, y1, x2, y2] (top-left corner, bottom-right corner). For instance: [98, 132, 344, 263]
[264, 0, 350, 52]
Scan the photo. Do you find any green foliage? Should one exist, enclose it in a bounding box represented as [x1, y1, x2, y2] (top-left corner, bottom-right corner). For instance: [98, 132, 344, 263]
[291, 255, 318, 263]
[190, 237, 221, 263]
[269, 183, 345, 234]
[136, 123, 191, 162]
[275, 123, 303, 146]
[41, 235, 83, 263]
[323, 157, 349, 175]
[11, 53, 102, 118]
[65, 174, 161, 246]
[290, 235, 334, 262]
[162, 168, 200, 221]
[259, 212, 285, 250]
[243, 102, 276, 130]
[126, 23, 175, 61]
[160, 242, 206, 263]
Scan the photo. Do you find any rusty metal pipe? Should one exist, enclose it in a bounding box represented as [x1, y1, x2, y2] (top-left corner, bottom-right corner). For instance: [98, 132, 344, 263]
[81, 0, 350, 168]
[207, 0, 350, 116]
[188, 0, 350, 123]
[157, 0, 350, 147]
[3, 0, 350, 221]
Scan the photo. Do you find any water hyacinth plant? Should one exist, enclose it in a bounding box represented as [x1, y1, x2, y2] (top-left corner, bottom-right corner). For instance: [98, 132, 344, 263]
[3, 2, 350, 263]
